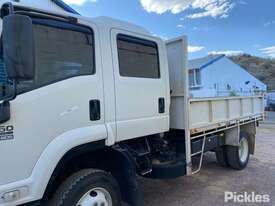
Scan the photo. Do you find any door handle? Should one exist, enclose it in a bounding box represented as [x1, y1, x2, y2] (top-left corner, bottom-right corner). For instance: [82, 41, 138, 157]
[89, 100, 101, 121]
[159, 98, 165, 114]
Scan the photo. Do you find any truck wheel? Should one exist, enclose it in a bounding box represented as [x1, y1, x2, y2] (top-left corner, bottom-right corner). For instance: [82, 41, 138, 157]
[226, 132, 250, 170]
[49, 169, 121, 206]
[215, 146, 229, 167]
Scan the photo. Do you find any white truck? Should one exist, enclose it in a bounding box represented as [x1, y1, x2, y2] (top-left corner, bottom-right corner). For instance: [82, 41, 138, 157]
[0, 2, 265, 206]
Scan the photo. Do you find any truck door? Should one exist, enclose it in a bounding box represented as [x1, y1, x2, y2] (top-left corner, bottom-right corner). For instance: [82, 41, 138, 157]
[0, 18, 105, 184]
[111, 30, 170, 141]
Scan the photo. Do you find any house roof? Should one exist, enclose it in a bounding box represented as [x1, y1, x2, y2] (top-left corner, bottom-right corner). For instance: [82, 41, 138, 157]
[189, 54, 225, 70]
[51, 0, 79, 14]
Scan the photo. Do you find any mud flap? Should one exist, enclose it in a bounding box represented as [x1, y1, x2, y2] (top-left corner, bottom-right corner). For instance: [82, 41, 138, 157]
[120, 173, 144, 206]
[112, 147, 144, 206]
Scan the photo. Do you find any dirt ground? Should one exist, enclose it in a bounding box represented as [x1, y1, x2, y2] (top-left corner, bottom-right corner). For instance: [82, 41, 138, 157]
[139, 121, 275, 206]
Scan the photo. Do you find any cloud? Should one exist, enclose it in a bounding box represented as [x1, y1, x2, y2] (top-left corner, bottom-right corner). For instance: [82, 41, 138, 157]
[187, 0, 235, 19]
[177, 24, 185, 28]
[208, 50, 244, 56]
[140, 0, 191, 14]
[260, 46, 275, 58]
[188, 45, 205, 53]
[150, 32, 169, 40]
[63, 0, 97, 6]
[140, 0, 235, 19]
[264, 20, 275, 27]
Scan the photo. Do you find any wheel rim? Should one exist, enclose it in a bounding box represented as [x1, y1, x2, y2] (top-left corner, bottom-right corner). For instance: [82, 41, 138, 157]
[238, 138, 249, 163]
[76, 187, 112, 206]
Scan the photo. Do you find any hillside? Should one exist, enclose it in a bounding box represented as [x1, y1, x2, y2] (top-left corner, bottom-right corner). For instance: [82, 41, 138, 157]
[229, 54, 275, 90]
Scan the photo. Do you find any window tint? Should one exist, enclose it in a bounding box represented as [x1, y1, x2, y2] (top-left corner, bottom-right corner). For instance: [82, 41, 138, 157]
[18, 20, 95, 93]
[117, 34, 160, 78]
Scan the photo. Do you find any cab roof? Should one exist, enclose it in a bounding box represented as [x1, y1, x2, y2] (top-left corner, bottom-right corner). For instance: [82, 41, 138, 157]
[2, 1, 150, 36]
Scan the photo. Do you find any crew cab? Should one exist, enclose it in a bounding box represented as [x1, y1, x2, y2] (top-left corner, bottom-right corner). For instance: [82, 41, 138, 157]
[0, 2, 264, 206]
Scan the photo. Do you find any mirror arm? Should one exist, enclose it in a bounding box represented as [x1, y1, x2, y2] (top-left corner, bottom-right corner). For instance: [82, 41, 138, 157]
[3, 79, 17, 102]
[0, 100, 10, 124]
[7, 79, 17, 101]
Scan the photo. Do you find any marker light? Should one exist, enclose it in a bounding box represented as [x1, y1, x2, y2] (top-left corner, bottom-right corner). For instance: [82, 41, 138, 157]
[2, 190, 20, 202]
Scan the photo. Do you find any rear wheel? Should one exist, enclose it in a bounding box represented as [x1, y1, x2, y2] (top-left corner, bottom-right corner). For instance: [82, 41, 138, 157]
[226, 132, 250, 170]
[49, 169, 121, 206]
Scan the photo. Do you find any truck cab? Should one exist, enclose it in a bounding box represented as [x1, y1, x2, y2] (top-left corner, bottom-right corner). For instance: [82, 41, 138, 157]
[0, 2, 264, 206]
[0, 2, 171, 205]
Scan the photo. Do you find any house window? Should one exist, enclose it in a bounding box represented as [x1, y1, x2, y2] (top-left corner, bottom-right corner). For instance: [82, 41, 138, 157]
[189, 68, 201, 88]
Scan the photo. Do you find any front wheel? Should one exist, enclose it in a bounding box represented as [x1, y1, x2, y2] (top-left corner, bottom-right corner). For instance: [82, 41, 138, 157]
[226, 132, 250, 170]
[49, 169, 122, 206]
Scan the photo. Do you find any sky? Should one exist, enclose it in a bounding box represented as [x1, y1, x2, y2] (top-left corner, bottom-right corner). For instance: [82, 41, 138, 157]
[63, 0, 275, 59]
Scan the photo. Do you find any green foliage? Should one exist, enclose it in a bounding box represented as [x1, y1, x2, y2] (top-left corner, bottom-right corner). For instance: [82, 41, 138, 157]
[229, 55, 275, 91]
[229, 91, 238, 96]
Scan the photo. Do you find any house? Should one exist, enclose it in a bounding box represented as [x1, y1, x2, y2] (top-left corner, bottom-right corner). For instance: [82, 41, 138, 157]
[5, 0, 79, 14]
[188, 55, 267, 98]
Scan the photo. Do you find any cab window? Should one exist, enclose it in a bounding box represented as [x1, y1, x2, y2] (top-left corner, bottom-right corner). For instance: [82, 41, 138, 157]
[18, 19, 95, 93]
[117, 34, 160, 79]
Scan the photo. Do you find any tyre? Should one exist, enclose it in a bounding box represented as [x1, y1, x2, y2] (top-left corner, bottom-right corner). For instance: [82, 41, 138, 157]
[226, 132, 250, 170]
[215, 146, 229, 167]
[49, 169, 122, 206]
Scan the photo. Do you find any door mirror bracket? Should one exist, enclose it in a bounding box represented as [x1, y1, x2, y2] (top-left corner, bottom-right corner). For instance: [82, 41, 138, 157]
[0, 101, 10, 124]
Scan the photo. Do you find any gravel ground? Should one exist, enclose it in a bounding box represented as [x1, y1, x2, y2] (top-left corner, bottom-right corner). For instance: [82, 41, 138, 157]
[139, 123, 275, 206]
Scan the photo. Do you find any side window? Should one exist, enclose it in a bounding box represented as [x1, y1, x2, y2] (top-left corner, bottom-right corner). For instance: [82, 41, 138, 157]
[117, 34, 160, 79]
[18, 19, 95, 93]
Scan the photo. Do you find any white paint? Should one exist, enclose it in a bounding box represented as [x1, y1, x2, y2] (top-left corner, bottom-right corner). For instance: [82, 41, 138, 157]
[166, 36, 192, 174]
[110, 29, 170, 142]
[189, 96, 264, 130]
[0, 0, 69, 14]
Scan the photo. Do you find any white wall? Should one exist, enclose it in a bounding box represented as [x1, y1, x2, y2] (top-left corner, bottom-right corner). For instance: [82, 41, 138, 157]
[191, 57, 267, 98]
[0, 0, 68, 14]
[0, 0, 70, 35]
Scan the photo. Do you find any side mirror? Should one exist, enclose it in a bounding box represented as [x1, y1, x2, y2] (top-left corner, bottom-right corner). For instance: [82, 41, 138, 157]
[2, 14, 35, 80]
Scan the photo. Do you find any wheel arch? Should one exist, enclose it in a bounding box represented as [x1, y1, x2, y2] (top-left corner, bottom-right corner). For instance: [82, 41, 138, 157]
[240, 122, 257, 154]
[224, 122, 257, 154]
[42, 140, 108, 202]
[28, 125, 108, 202]
[42, 143, 144, 206]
